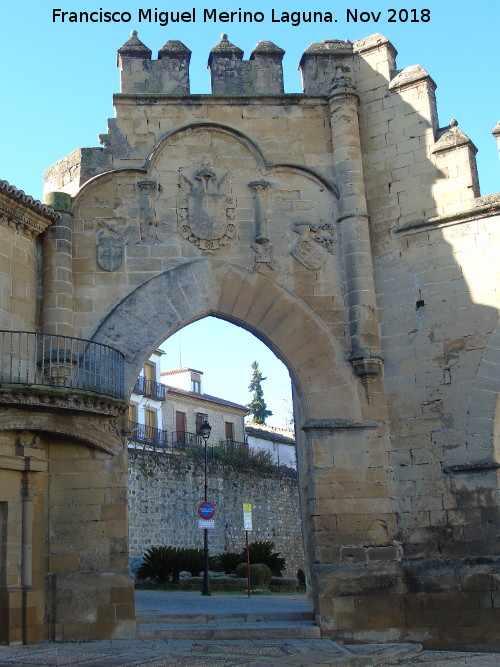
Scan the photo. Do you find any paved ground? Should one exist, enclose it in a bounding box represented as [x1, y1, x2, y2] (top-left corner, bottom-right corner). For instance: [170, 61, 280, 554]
[0, 591, 499, 666]
[136, 589, 310, 616]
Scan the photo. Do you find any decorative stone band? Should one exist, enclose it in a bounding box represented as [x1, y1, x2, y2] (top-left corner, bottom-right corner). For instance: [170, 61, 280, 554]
[392, 193, 500, 235]
[0, 454, 47, 472]
[0, 201, 55, 239]
[301, 418, 380, 432]
[442, 460, 500, 474]
[0, 405, 126, 456]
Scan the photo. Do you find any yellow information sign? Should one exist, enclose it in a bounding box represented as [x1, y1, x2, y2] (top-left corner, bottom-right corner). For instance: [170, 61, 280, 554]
[243, 503, 252, 531]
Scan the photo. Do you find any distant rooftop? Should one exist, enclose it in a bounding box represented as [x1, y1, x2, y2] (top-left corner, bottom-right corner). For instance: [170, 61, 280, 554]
[162, 384, 248, 412]
[161, 368, 203, 376]
[245, 423, 295, 445]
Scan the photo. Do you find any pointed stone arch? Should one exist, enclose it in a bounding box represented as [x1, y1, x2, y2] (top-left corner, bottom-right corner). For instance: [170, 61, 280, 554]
[91, 258, 362, 422]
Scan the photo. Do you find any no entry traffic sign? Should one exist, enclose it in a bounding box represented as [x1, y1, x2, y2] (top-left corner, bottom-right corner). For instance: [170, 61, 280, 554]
[198, 501, 216, 520]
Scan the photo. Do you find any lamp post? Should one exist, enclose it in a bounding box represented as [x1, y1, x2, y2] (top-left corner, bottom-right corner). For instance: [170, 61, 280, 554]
[200, 419, 212, 596]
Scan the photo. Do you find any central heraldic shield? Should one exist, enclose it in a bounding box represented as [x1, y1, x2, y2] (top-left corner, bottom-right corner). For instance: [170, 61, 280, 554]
[187, 191, 227, 240]
[177, 166, 235, 253]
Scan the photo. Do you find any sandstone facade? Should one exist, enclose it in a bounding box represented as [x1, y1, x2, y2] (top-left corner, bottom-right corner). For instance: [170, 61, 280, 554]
[0, 31, 499, 648]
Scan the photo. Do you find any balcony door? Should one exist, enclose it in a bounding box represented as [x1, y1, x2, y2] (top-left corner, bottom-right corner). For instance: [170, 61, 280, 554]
[176, 411, 186, 444]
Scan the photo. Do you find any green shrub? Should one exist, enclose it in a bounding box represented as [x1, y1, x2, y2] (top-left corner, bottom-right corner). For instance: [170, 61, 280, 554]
[136, 546, 183, 583]
[297, 568, 306, 584]
[270, 576, 299, 587]
[235, 562, 272, 586]
[213, 551, 242, 574]
[137, 546, 220, 582]
[244, 540, 286, 576]
[177, 548, 204, 576]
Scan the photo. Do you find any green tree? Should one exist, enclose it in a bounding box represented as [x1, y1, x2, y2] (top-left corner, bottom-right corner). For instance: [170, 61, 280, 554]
[247, 361, 273, 424]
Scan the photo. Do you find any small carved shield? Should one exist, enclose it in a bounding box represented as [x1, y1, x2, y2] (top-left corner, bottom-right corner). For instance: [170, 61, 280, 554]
[291, 240, 324, 270]
[97, 236, 124, 272]
[187, 192, 227, 240]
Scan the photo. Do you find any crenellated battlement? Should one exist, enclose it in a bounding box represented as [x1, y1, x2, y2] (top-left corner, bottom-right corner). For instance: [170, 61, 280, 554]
[118, 30, 192, 95]
[45, 29, 497, 228]
[117, 30, 401, 97]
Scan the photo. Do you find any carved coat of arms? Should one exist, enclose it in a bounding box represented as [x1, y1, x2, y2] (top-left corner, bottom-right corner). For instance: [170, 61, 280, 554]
[290, 222, 335, 270]
[177, 166, 235, 253]
[96, 236, 124, 271]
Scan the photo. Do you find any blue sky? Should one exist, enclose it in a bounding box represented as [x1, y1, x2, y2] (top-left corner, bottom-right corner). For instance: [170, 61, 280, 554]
[1, 1, 498, 427]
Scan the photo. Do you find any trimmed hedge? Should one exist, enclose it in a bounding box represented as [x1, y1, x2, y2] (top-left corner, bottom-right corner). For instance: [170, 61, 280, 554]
[235, 562, 272, 586]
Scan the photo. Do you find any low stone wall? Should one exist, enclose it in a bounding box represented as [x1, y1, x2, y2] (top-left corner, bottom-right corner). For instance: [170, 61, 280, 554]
[127, 448, 304, 577]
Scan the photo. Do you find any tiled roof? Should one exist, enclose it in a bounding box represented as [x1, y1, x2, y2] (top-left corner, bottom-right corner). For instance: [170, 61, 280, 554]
[0, 180, 60, 221]
[245, 424, 295, 445]
[162, 384, 248, 412]
[161, 368, 203, 376]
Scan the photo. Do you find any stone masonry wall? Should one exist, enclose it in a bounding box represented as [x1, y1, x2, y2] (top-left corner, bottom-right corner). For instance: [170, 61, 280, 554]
[128, 448, 304, 577]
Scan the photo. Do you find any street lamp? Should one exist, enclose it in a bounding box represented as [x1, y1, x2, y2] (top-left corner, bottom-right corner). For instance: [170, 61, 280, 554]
[200, 419, 212, 596]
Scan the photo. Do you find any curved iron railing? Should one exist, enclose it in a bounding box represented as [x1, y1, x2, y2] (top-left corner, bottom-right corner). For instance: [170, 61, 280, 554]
[0, 330, 125, 399]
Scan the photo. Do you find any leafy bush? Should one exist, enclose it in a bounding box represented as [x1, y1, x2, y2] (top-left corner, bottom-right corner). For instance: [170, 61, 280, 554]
[245, 540, 286, 576]
[137, 546, 183, 583]
[137, 546, 219, 582]
[235, 562, 272, 586]
[212, 551, 242, 574]
[178, 548, 204, 576]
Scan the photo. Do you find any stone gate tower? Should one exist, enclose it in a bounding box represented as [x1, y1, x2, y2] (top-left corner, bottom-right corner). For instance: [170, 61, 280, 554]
[1, 31, 500, 648]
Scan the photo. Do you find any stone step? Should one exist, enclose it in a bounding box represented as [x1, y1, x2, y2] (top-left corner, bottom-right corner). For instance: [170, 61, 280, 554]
[138, 611, 315, 624]
[136, 620, 322, 640]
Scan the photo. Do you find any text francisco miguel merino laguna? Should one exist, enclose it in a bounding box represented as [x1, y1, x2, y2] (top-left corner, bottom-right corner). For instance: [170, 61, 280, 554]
[52, 7, 429, 27]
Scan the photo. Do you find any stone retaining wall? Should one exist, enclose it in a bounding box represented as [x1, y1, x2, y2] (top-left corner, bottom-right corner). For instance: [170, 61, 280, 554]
[128, 448, 304, 577]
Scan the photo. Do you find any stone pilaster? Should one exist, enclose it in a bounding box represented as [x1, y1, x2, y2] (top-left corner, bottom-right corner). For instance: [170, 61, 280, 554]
[327, 68, 382, 396]
[42, 192, 73, 337]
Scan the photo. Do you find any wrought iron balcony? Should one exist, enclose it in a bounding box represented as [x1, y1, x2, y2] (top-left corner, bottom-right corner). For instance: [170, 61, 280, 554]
[133, 376, 167, 400]
[0, 330, 125, 399]
[127, 422, 296, 478]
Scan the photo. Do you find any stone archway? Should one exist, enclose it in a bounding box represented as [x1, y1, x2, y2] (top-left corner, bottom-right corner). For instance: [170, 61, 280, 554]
[91, 258, 399, 638]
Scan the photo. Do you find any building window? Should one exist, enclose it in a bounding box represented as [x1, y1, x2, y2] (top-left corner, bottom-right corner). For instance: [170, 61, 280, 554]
[143, 362, 156, 396]
[225, 421, 234, 442]
[144, 362, 155, 383]
[196, 413, 208, 435]
[144, 408, 157, 439]
[176, 411, 186, 444]
[128, 402, 138, 424]
[191, 372, 201, 393]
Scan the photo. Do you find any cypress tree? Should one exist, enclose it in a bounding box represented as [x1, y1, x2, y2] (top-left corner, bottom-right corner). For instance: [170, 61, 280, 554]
[247, 361, 273, 424]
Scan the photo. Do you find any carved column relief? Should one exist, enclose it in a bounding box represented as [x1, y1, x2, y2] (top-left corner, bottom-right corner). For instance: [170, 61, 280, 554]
[137, 180, 160, 242]
[248, 180, 274, 269]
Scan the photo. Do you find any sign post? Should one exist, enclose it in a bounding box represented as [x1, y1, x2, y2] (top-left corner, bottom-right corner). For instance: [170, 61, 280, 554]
[198, 501, 216, 528]
[243, 503, 252, 598]
[198, 501, 215, 595]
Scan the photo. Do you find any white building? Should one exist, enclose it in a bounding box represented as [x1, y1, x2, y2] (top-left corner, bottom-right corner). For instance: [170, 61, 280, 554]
[128, 349, 166, 443]
[245, 423, 296, 469]
[128, 358, 296, 472]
